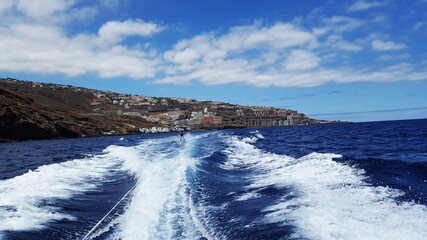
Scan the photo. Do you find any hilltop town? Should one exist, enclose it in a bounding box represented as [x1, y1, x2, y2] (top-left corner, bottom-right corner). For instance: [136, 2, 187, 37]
[0, 78, 333, 141]
[87, 86, 322, 131]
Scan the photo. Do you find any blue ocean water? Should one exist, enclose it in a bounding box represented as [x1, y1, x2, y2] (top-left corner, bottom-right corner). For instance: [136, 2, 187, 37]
[0, 119, 426, 240]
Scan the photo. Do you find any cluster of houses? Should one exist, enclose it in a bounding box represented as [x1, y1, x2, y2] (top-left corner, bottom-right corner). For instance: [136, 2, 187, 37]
[25, 78, 319, 130]
[88, 89, 318, 130]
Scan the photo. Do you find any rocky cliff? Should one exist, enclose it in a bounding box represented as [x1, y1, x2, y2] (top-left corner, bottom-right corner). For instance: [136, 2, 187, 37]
[0, 79, 158, 142]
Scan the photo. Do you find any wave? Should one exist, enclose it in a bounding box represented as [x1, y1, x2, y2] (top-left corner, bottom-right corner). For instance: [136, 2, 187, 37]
[223, 134, 427, 239]
[251, 130, 265, 139]
[111, 135, 210, 240]
[0, 144, 140, 233]
[0, 133, 214, 240]
[3, 129, 425, 239]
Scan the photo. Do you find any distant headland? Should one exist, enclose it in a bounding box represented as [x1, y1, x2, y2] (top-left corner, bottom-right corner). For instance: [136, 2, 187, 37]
[0, 78, 340, 142]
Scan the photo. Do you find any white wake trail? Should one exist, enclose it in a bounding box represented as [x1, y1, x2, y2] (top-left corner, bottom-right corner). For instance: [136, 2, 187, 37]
[115, 135, 209, 240]
[0, 145, 138, 233]
[223, 135, 427, 240]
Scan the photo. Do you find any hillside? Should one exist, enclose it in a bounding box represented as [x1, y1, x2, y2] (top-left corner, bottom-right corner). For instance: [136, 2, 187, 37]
[0, 79, 158, 141]
[0, 78, 330, 142]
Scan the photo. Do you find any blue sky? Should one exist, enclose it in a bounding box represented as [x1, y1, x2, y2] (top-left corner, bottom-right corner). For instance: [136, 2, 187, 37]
[1, 0, 426, 122]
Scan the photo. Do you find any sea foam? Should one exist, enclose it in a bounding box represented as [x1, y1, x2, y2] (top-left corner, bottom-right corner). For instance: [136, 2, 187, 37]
[223, 134, 427, 240]
[116, 135, 209, 240]
[0, 145, 139, 233]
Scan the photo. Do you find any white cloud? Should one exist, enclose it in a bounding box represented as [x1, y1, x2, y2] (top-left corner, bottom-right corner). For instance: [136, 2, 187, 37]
[413, 22, 426, 31]
[0, 22, 161, 78]
[321, 16, 364, 33]
[326, 35, 363, 51]
[68, 6, 98, 22]
[0, 0, 425, 88]
[157, 61, 427, 87]
[0, 0, 103, 25]
[377, 53, 410, 61]
[336, 41, 363, 51]
[0, 0, 14, 13]
[371, 14, 388, 23]
[157, 20, 426, 88]
[372, 40, 407, 51]
[285, 50, 320, 71]
[164, 48, 200, 64]
[163, 22, 317, 70]
[0, 0, 163, 79]
[0, 0, 77, 22]
[160, 22, 321, 86]
[16, 0, 73, 19]
[228, 22, 317, 50]
[98, 20, 163, 44]
[348, 0, 389, 12]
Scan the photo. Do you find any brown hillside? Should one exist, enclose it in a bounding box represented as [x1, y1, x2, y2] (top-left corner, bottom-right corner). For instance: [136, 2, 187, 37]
[0, 80, 158, 141]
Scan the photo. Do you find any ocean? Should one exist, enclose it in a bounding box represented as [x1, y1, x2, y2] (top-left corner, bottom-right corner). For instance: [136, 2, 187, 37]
[0, 119, 426, 240]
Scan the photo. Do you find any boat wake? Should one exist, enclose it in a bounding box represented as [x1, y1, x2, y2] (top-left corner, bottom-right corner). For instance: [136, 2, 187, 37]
[109, 135, 209, 240]
[1, 130, 426, 240]
[221, 133, 427, 239]
[0, 145, 131, 233]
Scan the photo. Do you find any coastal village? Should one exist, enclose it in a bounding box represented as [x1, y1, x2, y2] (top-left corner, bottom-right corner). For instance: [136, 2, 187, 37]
[1, 78, 330, 138]
[28, 80, 324, 132]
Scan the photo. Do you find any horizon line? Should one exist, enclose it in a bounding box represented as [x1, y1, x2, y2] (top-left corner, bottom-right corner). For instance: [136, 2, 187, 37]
[308, 107, 427, 117]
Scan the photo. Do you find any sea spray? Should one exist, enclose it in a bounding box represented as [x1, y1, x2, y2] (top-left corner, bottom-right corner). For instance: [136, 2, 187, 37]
[0, 148, 127, 232]
[222, 134, 427, 239]
[117, 134, 207, 240]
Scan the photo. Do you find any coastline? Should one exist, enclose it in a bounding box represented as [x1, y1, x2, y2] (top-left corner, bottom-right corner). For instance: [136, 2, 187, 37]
[0, 78, 338, 143]
[0, 122, 350, 144]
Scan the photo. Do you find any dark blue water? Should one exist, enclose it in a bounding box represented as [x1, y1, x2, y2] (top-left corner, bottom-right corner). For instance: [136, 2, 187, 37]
[0, 119, 426, 239]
